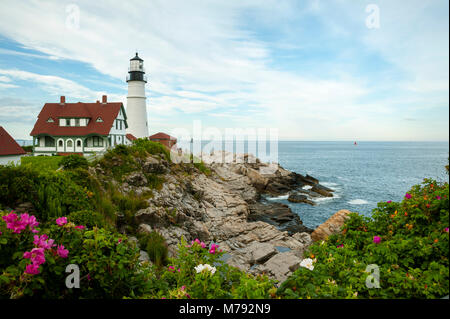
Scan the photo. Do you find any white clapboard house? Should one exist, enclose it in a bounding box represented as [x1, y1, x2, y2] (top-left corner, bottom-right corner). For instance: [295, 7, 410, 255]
[30, 95, 133, 156]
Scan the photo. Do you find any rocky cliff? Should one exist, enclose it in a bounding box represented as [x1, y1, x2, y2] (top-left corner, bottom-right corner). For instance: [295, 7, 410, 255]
[92, 151, 338, 283]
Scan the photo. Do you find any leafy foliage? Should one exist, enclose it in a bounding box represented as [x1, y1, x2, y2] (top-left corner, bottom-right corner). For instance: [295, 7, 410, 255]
[277, 179, 449, 299]
[138, 231, 169, 268]
[0, 213, 152, 299]
[0, 166, 93, 222]
[67, 210, 109, 230]
[139, 238, 275, 299]
[59, 154, 88, 170]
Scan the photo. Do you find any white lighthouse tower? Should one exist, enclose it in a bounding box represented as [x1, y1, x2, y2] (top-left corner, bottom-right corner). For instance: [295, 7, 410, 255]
[126, 52, 149, 138]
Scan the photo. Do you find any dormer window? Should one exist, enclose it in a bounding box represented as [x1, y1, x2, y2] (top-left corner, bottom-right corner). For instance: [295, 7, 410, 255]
[96, 117, 103, 123]
[47, 117, 54, 123]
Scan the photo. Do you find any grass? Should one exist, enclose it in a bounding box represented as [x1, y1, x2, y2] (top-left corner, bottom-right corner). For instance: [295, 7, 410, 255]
[21, 156, 63, 171]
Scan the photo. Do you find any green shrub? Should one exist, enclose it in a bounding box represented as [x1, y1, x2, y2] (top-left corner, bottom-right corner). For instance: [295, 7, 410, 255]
[0, 166, 93, 222]
[0, 214, 152, 299]
[130, 138, 170, 161]
[67, 210, 109, 229]
[138, 231, 169, 268]
[277, 178, 449, 299]
[139, 238, 275, 299]
[59, 154, 88, 170]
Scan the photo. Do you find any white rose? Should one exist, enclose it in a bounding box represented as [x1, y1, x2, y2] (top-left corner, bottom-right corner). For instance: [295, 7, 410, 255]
[300, 258, 314, 271]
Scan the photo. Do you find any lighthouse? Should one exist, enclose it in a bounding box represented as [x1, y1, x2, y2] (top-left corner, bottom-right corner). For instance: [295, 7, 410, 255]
[126, 52, 148, 139]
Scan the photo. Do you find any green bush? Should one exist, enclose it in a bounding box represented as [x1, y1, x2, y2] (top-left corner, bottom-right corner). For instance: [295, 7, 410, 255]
[138, 231, 169, 268]
[0, 213, 153, 299]
[139, 238, 275, 299]
[130, 138, 170, 161]
[67, 210, 109, 229]
[277, 178, 449, 299]
[59, 154, 88, 170]
[0, 166, 93, 222]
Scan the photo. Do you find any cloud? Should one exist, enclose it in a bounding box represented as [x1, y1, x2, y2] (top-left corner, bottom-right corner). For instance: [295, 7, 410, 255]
[0, 0, 448, 141]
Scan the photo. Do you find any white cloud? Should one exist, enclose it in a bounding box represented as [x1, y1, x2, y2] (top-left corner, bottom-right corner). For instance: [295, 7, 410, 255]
[0, 0, 447, 141]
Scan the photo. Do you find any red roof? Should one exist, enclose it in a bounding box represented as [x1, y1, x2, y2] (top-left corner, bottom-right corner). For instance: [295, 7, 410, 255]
[126, 133, 137, 141]
[30, 101, 124, 137]
[149, 132, 177, 140]
[0, 126, 26, 156]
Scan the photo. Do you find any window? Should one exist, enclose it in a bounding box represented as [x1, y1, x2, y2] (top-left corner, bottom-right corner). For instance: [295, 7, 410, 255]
[96, 117, 103, 122]
[66, 119, 70, 126]
[93, 136, 103, 147]
[77, 140, 81, 147]
[47, 118, 54, 123]
[75, 119, 80, 126]
[119, 120, 122, 130]
[67, 140, 73, 148]
[116, 120, 119, 130]
[44, 136, 55, 147]
[58, 140, 63, 147]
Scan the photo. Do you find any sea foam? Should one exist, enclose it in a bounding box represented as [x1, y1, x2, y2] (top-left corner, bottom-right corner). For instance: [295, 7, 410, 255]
[348, 199, 369, 205]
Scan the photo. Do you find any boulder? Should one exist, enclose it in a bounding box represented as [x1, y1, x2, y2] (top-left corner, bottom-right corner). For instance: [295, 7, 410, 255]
[311, 209, 352, 242]
[243, 167, 269, 191]
[248, 242, 278, 264]
[305, 175, 319, 184]
[137, 223, 152, 234]
[311, 184, 334, 197]
[292, 232, 312, 247]
[248, 202, 313, 234]
[296, 188, 322, 197]
[125, 172, 148, 187]
[265, 182, 292, 195]
[296, 174, 319, 185]
[143, 156, 167, 174]
[138, 250, 150, 263]
[260, 252, 302, 283]
[287, 193, 316, 205]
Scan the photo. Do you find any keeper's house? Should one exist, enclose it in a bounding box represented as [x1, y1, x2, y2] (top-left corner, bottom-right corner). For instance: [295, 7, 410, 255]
[30, 95, 132, 156]
[0, 126, 26, 165]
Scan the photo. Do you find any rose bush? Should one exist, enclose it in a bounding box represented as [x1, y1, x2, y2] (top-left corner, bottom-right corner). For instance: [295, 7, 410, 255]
[277, 179, 449, 299]
[0, 212, 153, 299]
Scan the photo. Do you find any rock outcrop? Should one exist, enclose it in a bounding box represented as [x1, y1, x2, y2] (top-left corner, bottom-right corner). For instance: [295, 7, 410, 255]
[93, 150, 337, 282]
[310, 209, 352, 242]
[287, 193, 316, 206]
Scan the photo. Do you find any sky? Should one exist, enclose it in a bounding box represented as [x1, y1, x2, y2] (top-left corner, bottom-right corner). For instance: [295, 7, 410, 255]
[0, 0, 448, 141]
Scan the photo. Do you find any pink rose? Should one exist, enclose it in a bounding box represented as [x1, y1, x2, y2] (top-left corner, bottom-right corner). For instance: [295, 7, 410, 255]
[56, 217, 68, 226]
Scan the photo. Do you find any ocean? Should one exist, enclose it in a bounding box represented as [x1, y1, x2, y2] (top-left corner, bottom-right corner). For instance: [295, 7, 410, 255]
[180, 140, 449, 229]
[268, 141, 449, 228]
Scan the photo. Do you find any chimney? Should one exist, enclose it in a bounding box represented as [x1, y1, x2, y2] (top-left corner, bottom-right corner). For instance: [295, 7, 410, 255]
[102, 95, 107, 104]
[60, 96, 65, 104]
[96, 100, 100, 103]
